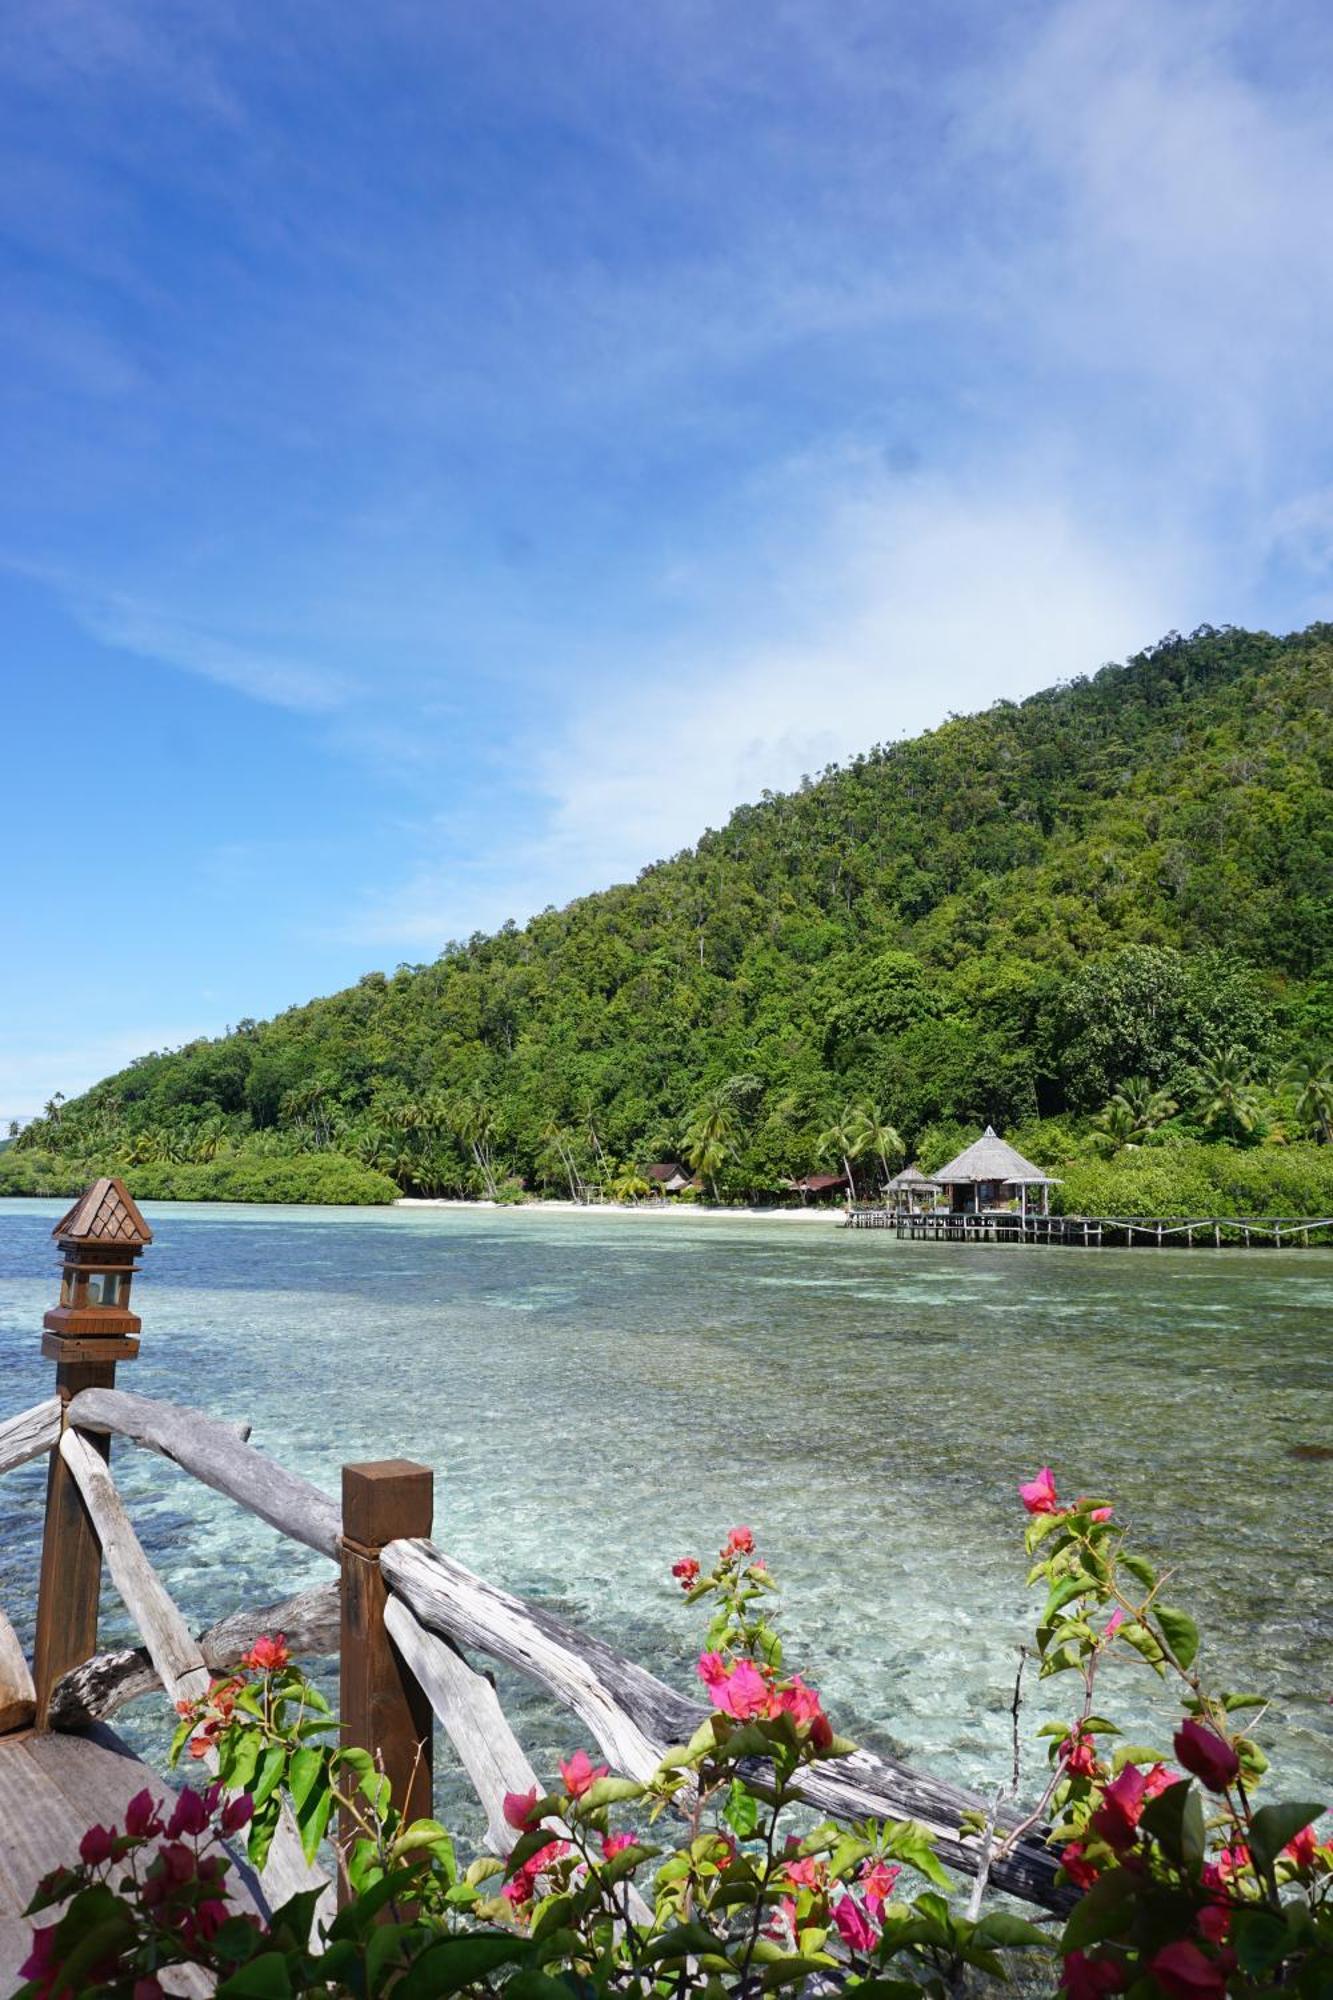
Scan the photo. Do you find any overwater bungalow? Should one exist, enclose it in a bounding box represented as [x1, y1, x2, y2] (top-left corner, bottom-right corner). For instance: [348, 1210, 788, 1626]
[932, 1127, 1059, 1218]
[883, 1164, 940, 1211]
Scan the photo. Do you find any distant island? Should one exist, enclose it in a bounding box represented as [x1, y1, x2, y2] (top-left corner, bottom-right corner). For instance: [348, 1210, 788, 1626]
[5, 623, 1332, 1215]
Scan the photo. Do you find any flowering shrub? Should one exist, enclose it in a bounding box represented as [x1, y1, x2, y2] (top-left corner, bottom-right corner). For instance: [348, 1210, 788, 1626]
[1014, 1467, 1331, 1997]
[17, 1498, 1329, 1998]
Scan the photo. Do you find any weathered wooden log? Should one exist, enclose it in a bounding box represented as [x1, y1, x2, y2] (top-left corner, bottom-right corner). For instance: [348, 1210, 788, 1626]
[47, 1582, 341, 1729]
[383, 1597, 653, 1925]
[0, 1603, 36, 1732]
[0, 1397, 61, 1477]
[382, 1537, 1066, 1911]
[57, 1430, 333, 1929]
[59, 1428, 212, 1708]
[66, 1387, 340, 1558]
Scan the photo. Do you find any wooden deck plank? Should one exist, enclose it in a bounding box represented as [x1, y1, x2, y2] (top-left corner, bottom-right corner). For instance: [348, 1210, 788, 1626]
[0, 1726, 269, 1994]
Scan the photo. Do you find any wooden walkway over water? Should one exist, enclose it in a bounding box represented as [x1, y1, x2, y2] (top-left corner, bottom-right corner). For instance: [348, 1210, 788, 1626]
[845, 1207, 1333, 1247]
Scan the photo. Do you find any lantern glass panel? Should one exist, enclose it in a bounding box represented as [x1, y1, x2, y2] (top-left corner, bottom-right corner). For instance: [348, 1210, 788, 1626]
[86, 1271, 124, 1307]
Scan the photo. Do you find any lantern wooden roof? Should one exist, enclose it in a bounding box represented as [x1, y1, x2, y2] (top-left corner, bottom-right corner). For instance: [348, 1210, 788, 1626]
[52, 1178, 153, 1248]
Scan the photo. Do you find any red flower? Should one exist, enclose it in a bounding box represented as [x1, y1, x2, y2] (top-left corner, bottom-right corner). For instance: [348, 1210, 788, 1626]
[188, 1734, 213, 1760]
[832, 1892, 878, 1953]
[1060, 1842, 1101, 1888]
[1197, 1905, 1231, 1944]
[125, 1789, 162, 1839]
[1173, 1721, 1239, 1794]
[1151, 1940, 1234, 2000]
[559, 1748, 608, 1799]
[1061, 1949, 1127, 1999]
[167, 1788, 211, 1839]
[671, 1558, 701, 1590]
[1283, 1823, 1318, 1868]
[240, 1633, 289, 1674]
[221, 1793, 254, 1835]
[1019, 1467, 1059, 1514]
[503, 1787, 540, 1831]
[859, 1859, 901, 1916]
[1090, 1765, 1149, 1849]
[1143, 1764, 1178, 1800]
[1060, 1729, 1100, 1778]
[602, 1832, 636, 1859]
[723, 1526, 755, 1558]
[79, 1823, 115, 1866]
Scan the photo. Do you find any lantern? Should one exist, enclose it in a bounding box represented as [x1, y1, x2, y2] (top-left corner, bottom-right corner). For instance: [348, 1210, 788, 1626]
[42, 1177, 153, 1360]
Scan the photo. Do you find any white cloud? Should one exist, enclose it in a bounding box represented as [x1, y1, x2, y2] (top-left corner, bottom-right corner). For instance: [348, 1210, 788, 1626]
[79, 595, 356, 714]
[0, 1024, 210, 1122]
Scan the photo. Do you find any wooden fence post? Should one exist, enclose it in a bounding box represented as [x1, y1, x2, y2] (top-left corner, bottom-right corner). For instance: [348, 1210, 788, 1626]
[32, 1358, 118, 1724]
[340, 1460, 435, 1878]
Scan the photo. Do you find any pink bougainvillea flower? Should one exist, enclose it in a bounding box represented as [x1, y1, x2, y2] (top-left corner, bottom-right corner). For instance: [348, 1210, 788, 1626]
[1197, 1905, 1231, 1944]
[1151, 1940, 1234, 2000]
[1142, 1764, 1178, 1800]
[221, 1793, 254, 1835]
[559, 1749, 608, 1799]
[1283, 1824, 1319, 1868]
[78, 1823, 115, 1866]
[167, 1789, 211, 1840]
[602, 1831, 636, 1860]
[774, 1674, 824, 1727]
[765, 1896, 799, 1946]
[671, 1558, 701, 1590]
[240, 1634, 289, 1674]
[1019, 1467, 1059, 1515]
[503, 1787, 540, 1831]
[1103, 1608, 1126, 1638]
[1061, 1948, 1127, 2000]
[1059, 1728, 1100, 1778]
[1173, 1720, 1240, 1793]
[713, 1658, 771, 1720]
[1060, 1841, 1100, 1888]
[1090, 1765, 1149, 1849]
[723, 1526, 755, 1558]
[124, 1789, 162, 1839]
[697, 1651, 728, 1697]
[832, 1892, 878, 1953]
[859, 1859, 902, 1916]
[18, 1929, 58, 1983]
[781, 1854, 824, 1891]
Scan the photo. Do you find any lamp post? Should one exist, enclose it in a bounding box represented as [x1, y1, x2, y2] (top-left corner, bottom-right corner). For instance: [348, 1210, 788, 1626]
[32, 1179, 153, 1723]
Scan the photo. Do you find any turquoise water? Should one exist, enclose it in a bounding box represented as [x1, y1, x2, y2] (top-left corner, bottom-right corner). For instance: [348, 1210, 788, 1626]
[2, 1198, 1330, 1824]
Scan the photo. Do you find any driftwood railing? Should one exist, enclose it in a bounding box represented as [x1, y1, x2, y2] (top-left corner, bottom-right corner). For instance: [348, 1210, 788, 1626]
[847, 1206, 1333, 1247]
[0, 1383, 1066, 1921]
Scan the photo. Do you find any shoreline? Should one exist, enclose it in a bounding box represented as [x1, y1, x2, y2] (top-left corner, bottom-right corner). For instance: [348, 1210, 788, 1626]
[393, 1197, 843, 1223]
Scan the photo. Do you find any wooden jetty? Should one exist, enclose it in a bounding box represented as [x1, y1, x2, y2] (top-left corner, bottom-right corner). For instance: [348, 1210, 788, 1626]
[0, 1181, 1069, 1985]
[845, 1206, 1333, 1246]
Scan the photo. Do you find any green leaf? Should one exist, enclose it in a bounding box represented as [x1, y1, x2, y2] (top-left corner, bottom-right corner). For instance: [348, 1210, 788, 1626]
[1119, 1554, 1157, 1591]
[217, 1955, 294, 1999]
[394, 1932, 530, 2000]
[1248, 1801, 1327, 1872]
[287, 1745, 325, 1813]
[724, 1776, 762, 1838]
[973, 1912, 1051, 1948]
[1141, 1780, 1205, 1872]
[1154, 1604, 1199, 1670]
[1060, 1868, 1137, 1953]
[1230, 1908, 1292, 1978]
[641, 1920, 722, 1963]
[250, 1743, 287, 1809]
[296, 1781, 334, 1864]
[1111, 1744, 1169, 1772]
[578, 1775, 644, 1810]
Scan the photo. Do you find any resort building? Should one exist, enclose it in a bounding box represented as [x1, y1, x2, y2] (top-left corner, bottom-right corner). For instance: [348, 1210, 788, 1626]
[931, 1127, 1058, 1217]
[883, 1164, 940, 1210]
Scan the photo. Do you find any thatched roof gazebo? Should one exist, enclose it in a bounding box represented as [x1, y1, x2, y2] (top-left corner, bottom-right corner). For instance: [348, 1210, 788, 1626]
[932, 1127, 1059, 1216]
[883, 1164, 940, 1210]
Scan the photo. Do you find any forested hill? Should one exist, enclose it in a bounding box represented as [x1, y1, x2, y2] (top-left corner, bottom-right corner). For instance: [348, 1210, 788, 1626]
[17, 624, 1333, 1199]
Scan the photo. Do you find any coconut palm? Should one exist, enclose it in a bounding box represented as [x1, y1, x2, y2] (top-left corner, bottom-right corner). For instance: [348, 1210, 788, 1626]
[816, 1107, 868, 1197]
[449, 1090, 501, 1199]
[538, 1121, 584, 1201]
[682, 1087, 740, 1200]
[1192, 1047, 1263, 1141]
[851, 1104, 904, 1187]
[1284, 1056, 1333, 1144]
[1093, 1077, 1177, 1153]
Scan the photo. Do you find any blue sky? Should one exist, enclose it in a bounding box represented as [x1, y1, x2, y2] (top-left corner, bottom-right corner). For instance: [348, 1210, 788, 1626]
[4, 0, 1333, 1117]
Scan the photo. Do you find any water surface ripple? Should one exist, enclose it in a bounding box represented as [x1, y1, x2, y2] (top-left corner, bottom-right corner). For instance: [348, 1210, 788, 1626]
[2, 1200, 1329, 1823]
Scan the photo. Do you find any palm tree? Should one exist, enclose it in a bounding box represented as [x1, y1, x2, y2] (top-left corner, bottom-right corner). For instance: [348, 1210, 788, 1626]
[449, 1090, 500, 1199]
[851, 1104, 904, 1188]
[1093, 1077, 1177, 1153]
[1192, 1047, 1263, 1141]
[682, 1087, 740, 1201]
[538, 1121, 584, 1202]
[1284, 1056, 1333, 1144]
[816, 1107, 867, 1198]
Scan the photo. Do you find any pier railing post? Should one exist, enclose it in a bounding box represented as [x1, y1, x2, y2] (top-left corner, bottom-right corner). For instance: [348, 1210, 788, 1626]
[339, 1459, 435, 1878]
[32, 1179, 152, 1727]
